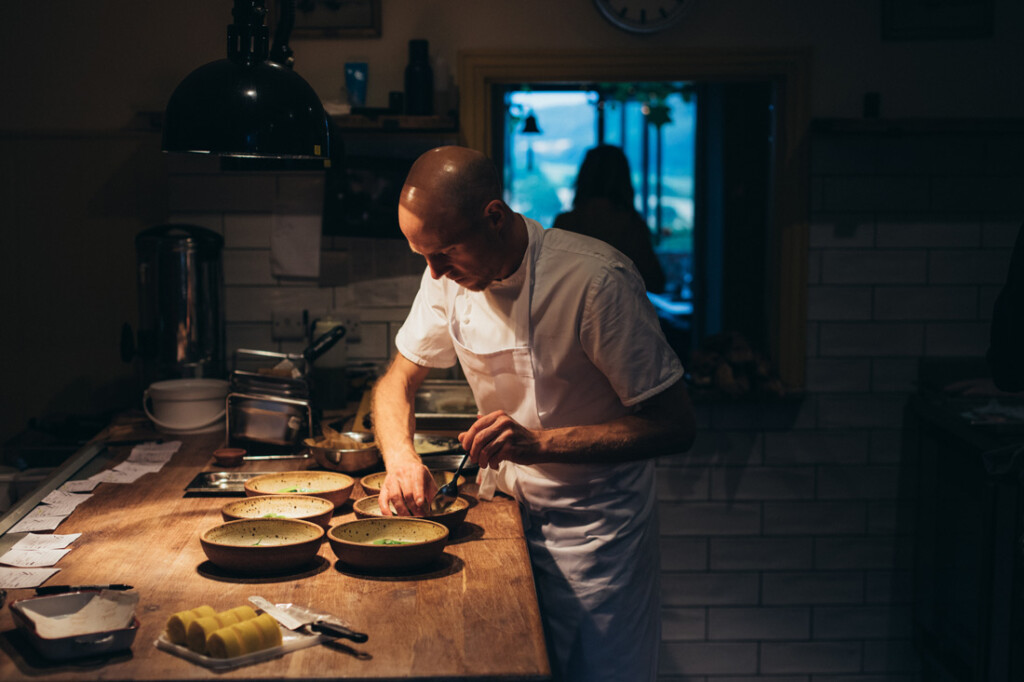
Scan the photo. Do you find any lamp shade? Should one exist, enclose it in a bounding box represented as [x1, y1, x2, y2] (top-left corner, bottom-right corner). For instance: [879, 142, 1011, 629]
[522, 113, 541, 134]
[162, 58, 330, 159]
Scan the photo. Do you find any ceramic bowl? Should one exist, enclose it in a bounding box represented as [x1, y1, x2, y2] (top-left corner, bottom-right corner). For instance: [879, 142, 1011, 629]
[243, 471, 354, 508]
[326, 518, 449, 572]
[305, 431, 380, 473]
[359, 469, 466, 496]
[353, 494, 471, 534]
[212, 447, 246, 467]
[220, 494, 335, 529]
[199, 518, 325, 574]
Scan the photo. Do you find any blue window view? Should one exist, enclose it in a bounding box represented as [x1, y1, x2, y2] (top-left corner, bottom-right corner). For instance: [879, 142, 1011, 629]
[502, 85, 696, 310]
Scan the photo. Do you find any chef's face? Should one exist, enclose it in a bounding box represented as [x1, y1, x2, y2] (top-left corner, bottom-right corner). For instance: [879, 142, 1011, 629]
[399, 203, 505, 291]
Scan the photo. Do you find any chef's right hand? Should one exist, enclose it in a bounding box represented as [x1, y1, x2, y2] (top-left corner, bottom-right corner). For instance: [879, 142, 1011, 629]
[378, 456, 438, 517]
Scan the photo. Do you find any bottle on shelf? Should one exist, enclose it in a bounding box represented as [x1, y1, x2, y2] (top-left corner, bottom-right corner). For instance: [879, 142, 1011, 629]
[404, 39, 434, 116]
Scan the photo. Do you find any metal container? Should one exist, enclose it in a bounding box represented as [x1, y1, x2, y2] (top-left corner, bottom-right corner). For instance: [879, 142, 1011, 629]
[226, 394, 313, 447]
[305, 431, 380, 473]
[414, 380, 478, 431]
[226, 371, 313, 446]
[135, 224, 224, 387]
[224, 329, 349, 447]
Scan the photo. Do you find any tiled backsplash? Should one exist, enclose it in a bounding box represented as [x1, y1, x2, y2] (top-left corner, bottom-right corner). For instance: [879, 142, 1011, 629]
[167, 154, 426, 374]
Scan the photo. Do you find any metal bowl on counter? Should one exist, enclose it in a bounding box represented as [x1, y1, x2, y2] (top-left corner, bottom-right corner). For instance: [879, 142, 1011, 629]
[304, 430, 380, 473]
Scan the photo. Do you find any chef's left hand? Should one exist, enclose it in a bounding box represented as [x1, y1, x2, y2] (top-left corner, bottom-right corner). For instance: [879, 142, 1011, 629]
[459, 410, 540, 470]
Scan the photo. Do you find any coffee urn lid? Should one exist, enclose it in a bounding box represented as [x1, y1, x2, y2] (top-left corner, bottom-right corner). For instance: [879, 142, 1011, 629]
[136, 223, 224, 253]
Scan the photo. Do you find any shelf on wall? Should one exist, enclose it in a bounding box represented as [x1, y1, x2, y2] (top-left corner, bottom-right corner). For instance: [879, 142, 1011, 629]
[811, 118, 1024, 135]
[331, 114, 458, 132]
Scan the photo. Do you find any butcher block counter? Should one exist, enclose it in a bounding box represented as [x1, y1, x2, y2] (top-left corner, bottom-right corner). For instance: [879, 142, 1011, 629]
[0, 424, 550, 681]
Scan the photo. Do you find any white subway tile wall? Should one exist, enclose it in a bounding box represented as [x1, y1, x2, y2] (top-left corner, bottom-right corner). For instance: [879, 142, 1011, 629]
[168, 126, 1024, 680]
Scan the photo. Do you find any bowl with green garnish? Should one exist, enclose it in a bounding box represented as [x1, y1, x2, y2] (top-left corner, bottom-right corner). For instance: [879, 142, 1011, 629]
[221, 494, 335, 529]
[326, 518, 449, 572]
[200, 518, 324, 574]
[353, 494, 470, 535]
[242, 471, 354, 509]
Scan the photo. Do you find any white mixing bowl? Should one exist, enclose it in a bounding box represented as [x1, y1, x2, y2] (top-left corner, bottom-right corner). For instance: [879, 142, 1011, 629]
[143, 378, 229, 433]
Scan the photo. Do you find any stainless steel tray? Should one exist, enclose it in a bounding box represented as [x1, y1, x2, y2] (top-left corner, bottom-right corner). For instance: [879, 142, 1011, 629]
[184, 471, 277, 495]
[414, 381, 478, 431]
[413, 434, 463, 455]
[420, 453, 478, 475]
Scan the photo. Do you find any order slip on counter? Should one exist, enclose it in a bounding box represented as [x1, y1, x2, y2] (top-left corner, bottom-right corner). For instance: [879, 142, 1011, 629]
[0, 422, 550, 681]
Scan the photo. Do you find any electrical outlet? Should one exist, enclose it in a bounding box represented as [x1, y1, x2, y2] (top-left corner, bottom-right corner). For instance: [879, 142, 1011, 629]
[344, 314, 361, 344]
[271, 310, 307, 341]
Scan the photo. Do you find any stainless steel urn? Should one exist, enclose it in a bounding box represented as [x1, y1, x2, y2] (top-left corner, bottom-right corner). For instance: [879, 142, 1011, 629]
[135, 224, 225, 387]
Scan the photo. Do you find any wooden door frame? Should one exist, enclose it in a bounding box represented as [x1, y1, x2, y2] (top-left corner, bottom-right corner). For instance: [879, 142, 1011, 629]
[457, 48, 811, 390]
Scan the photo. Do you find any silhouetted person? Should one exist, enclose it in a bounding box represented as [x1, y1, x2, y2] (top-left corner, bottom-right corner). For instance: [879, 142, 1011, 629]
[554, 145, 666, 293]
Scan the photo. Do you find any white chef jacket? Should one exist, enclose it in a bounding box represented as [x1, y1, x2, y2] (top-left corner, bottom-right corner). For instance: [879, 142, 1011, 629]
[395, 217, 683, 681]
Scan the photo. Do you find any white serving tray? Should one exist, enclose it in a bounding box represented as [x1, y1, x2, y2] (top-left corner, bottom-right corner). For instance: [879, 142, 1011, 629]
[155, 624, 327, 671]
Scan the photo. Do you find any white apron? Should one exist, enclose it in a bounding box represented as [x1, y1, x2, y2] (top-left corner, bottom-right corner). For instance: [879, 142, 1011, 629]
[449, 230, 661, 682]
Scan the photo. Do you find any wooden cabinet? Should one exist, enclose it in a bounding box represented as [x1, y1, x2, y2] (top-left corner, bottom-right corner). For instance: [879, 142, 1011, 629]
[905, 394, 1024, 682]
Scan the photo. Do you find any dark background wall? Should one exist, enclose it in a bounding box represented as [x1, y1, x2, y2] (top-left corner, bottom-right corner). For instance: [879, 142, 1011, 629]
[2, 2, 1023, 679]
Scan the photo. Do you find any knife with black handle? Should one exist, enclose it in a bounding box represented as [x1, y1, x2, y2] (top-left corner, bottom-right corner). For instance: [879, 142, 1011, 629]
[249, 595, 367, 643]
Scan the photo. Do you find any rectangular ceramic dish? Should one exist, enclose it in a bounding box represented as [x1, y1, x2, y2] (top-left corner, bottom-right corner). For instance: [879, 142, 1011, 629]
[10, 591, 139, 660]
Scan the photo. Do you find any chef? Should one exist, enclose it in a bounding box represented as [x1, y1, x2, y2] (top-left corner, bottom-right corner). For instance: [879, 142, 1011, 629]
[372, 145, 696, 682]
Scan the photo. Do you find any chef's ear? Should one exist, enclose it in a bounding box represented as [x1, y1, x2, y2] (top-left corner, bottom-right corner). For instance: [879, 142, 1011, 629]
[482, 199, 509, 229]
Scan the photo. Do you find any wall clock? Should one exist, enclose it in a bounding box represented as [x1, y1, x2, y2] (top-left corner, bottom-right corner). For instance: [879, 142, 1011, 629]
[593, 0, 695, 34]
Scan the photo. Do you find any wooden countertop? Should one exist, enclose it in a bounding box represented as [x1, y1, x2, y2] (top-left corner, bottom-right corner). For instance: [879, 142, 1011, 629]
[0, 427, 550, 681]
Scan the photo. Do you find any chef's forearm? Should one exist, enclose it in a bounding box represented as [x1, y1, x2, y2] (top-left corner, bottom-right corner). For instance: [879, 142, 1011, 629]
[371, 355, 429, 466]
[536, 379, 695, 465]
[536, 415, 692, 464]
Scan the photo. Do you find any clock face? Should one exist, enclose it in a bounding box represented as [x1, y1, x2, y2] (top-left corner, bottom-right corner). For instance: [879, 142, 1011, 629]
[593, 0, 694, 34]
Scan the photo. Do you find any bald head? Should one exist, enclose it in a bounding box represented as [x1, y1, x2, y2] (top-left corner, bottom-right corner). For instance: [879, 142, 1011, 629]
[400, 146, 502, 225]
[398, 146, 528, 291]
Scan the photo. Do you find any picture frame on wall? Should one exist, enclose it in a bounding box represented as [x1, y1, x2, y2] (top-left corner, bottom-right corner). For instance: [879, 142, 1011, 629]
[284, 0, 382, 39]
[881, 0, 993, 41]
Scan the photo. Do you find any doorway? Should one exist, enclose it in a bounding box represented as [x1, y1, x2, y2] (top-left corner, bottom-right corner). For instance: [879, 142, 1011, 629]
[466, 49, 807, 386]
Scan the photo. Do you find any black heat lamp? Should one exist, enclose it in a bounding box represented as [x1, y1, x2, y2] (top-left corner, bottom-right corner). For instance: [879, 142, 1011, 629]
[162, 0, 329, 160]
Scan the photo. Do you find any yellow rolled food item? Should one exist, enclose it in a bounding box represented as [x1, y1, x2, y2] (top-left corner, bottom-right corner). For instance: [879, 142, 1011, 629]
[226, 605, 258, 622]
[250, 612, 283, 648]
[206, 613, 283, 659]
[206, 626, 243, 659]
[165, 605, 216, 645]
[231, 618, 262, 654]
[185, 606, 259, 654]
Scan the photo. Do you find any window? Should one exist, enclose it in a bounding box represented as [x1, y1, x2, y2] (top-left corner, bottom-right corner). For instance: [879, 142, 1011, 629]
[497, 84, 697, 310]
[450, 49, 810, 388]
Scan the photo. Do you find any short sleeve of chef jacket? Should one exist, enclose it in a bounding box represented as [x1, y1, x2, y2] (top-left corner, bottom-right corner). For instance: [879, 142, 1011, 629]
[395, 268, 459, 368]
[572, 247, 683, 407]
